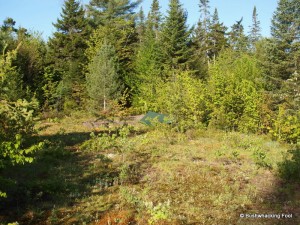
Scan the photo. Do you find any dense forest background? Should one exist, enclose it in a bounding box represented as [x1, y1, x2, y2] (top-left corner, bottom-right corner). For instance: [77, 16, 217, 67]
[0, 0, 299, 222]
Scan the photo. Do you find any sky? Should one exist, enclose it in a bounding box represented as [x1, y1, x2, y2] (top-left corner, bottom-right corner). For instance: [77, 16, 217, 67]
[0, 0, 278, 41]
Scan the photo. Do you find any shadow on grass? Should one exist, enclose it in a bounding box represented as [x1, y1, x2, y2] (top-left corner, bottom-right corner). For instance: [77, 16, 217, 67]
[238, 145, 300, 225]
[0, 131, 118, 224]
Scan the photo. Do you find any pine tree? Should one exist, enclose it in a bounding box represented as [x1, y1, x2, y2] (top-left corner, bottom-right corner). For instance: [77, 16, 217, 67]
[47, 0, 89, 110]
[1, 17, 17, 33]
[87, 0, 142, 27]
[86, 0, 140, 106]
[86, 41, 120, 110]
[160, 0, 193, 77]
[248, 6, 261, 50]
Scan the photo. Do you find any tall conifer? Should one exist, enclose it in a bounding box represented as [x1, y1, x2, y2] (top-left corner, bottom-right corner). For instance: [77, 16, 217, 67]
[248, 6, 261, 50]
[208, 8, 228, 61]
[160, 0, 193, 76]
[48, 0, 89, 110]
[229, 18, 248, 52]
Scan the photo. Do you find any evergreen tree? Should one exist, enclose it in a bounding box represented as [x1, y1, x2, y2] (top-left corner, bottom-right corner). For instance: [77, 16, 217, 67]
[136, 7, 146, 42]
[229, 17, 248, 52]
[248, 6, 261, 50]
[147, 0, 162, 40]
[160, 0, 193, 77]
[87, 0, 142, 27]
[270, 0, 300, 80]
[133, 0, 163, 111]
[271, 0, 299, 44]
[207, 8, 228, 62]
[86, 41, 120, 110]
[1, 17, 17, 33]
[198, 0, 210, 39]
[193, 0, 211, 64]
[47, 0, 89, 110]
[86, 0, 140, 106]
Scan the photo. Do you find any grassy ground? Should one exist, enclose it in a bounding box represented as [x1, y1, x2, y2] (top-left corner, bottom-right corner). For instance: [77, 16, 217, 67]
[0, 113, 299, 224]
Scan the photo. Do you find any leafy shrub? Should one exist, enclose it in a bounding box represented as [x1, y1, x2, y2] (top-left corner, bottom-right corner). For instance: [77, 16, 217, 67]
[271, 105, 300, 144]
[252, 147, 273, 169]
[207, 50, 263, 133]
[80, 132, 118, 151]
[278, 145, 300, 181]
[155, 72, 208, 131]
[0, 47, 43, 197]
[145, 200, 171, 224]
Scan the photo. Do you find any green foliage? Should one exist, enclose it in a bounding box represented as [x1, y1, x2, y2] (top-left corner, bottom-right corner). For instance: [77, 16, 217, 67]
[86, 41, 120, 110]
[271, 105, 300, 144]
[87, 0, 141, 27]
[248, 6, 261, 50]
[228, 18, 248, 52]
[160, 0, 193, 74]
[278, 145, 300, 181]
[208, 50, 263, 132]
[86, 17, 138, 100]
[271, 0, 300, 44]
[133, 3, 164, 112]
[0, 99, 39, 140]
[207, 8, 228, 60]
[47, 0, 89, 110]
[145, 200, 171, 224]
[0, 46, 43, 197]
[0, 43, 25, 101]
[15, 32, 47, 101]
[155, 72, 208, 131]
[270, 0, 300, 82]
[80, 132, 118, 152]
[252, 147, 272, 169]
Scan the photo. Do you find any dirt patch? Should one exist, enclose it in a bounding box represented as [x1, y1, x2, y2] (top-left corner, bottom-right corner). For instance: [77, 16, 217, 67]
[82, 115, 145, 129]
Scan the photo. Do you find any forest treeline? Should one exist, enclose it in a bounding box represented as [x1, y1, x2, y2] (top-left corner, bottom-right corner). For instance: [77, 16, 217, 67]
[0, 0, 299, 195]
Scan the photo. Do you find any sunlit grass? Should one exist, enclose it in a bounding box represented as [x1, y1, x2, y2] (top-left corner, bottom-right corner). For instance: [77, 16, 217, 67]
[1, 113, 298, 225]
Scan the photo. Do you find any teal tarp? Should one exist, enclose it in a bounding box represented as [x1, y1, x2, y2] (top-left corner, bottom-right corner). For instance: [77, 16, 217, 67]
[140, 111, 171, 126]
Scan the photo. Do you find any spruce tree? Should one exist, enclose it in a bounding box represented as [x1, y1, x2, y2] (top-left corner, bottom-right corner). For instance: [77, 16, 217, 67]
[48, 0, 88, 76]
[207, 8, 228, 61]
[133, 0, 163, 110]
[229, 17, 248, 52]
[269, 0, 300, 118]
[48, 0, 89, 110]
[194, 0, 211, 65]
[271, 0, 300, 80]
[136, 7, 146, 42]
[147, 0, 162, 40]
[271, 0, 299, 44]
[198, 0, 210, 39]
[248, 6, 261, 50]
[160, 0, 193, 77]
